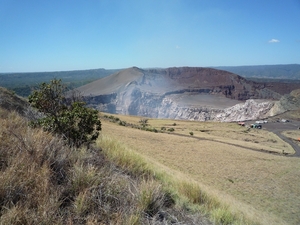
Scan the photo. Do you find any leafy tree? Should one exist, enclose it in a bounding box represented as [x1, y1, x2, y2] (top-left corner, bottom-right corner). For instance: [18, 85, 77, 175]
[28, 79, 101, 147]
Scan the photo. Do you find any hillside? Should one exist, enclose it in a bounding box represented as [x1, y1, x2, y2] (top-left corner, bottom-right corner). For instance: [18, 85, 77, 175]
[0, 68, 120, 96]
[76, 67, 288, 121]
[2, 64, 300, 97]
[0, 91, 214, 224]
[98, 113, 300, 225]
[77, 66, 280, 99]
[268, 89, 300, 117]
[0, 87, 29, 116]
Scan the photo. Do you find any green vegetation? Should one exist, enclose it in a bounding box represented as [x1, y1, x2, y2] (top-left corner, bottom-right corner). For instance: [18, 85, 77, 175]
[139, 118, 149, 127]
[215, 64, 300, 79]
[28, 79, 101, 147]
[167, 128, 175, 132]
[0, 68, 120, 96]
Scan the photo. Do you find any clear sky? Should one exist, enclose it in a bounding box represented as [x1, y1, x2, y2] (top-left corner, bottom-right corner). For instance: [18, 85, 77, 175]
[1, 0, 300, 72]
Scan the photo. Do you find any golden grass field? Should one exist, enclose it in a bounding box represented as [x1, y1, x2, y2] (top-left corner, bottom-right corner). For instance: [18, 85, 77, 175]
[100, 113, 300, 225]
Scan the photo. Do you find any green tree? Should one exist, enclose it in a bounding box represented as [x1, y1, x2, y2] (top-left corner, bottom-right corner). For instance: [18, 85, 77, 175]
[28, 79, 101, 147]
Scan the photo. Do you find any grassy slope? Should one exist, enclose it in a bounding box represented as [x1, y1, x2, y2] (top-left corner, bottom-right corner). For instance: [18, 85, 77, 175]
[0, 109, 215, 225]
[100, 113, 300, 225]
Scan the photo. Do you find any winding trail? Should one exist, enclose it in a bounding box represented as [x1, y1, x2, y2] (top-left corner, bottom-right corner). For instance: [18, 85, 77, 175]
[272, 130, 300, 157]
[168, 132, 296, 157]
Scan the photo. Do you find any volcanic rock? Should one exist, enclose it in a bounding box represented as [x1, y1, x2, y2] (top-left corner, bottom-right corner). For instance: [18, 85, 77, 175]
[76, 67, 286, 121]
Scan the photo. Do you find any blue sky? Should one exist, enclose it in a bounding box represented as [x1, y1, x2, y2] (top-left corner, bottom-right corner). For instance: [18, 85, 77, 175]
[1, 0, 300, 72]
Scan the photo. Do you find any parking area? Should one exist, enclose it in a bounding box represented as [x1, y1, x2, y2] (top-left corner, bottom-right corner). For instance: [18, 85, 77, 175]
[249, 120, 300, 132]
[244, 119, 300, 157]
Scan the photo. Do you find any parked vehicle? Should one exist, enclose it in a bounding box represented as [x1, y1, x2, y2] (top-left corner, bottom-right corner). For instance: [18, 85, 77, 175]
[256, 120, 268, 124]
[251, 124, 262, 129]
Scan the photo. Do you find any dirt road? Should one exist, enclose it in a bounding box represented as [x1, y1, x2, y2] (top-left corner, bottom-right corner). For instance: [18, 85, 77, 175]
[250, 120, 300, 157]
[170, 120, 300, 157]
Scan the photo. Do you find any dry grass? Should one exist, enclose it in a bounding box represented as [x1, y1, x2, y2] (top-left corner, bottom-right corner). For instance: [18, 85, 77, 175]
[0, 109, 213, 224]
[98, 134, 232, 224]
[282, 130, 300, 146]
[0, 111, 136, 224]
[100, 116, 300, 225]
[101, 113, 294, 154]
[147, 118, 294, 154]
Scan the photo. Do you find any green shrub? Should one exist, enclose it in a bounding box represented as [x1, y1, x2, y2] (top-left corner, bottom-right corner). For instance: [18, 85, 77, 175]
[28, 79, 101, 147]
[189, 132, 194, 136]
[167, 128, 175, 132]
[119, 120, 126, 126]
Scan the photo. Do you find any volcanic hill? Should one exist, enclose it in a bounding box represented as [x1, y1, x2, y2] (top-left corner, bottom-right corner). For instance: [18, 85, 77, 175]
[75, 67, 290, 121]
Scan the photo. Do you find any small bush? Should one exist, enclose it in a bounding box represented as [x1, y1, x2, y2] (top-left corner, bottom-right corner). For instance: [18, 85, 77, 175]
[189, 132, 194, 136]
[119, 120, 126, 126]
[139, 118, 149, 127]
[167, 128, 175, 132]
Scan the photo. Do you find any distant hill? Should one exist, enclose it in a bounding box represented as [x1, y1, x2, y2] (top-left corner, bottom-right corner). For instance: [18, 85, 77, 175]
[214, 64, 300, 80]
[0, 87, 29, 116]
[75, 67, 289, 120]
[76, 66, 281, 100]
[1, 64, 300, 97]
[0, 68, 120, 96]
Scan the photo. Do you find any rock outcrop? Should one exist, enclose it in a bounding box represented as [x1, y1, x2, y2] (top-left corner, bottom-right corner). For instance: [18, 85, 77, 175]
[267, 89, 300, 116]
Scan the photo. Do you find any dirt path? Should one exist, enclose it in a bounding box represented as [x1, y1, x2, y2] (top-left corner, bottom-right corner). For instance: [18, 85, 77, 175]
[272, 130, 300, 157]
[169, 132, 291, 157]
[258, 121, 300, 157]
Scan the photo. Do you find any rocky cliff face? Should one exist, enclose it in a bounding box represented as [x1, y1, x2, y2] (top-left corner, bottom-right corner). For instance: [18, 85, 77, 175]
[77, 67, 291, 122]
[267, 89, 300, 117]
[214, 100, 275, 122]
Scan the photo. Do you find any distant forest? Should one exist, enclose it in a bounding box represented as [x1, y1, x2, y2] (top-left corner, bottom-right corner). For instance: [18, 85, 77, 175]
[1, 64, 300, 97]
[214, 64, 300, 80]
[0, 68, 120, 96]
